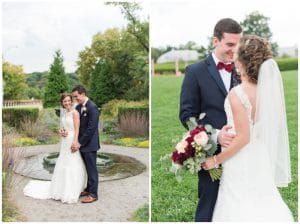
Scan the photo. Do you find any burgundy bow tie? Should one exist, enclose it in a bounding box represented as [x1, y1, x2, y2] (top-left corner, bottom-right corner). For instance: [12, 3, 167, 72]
[217, 62, 234, 72]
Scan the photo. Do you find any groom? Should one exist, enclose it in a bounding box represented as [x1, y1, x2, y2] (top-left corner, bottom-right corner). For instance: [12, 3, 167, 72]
[71, 85, 100, 203]
[179, 18, 242, 221]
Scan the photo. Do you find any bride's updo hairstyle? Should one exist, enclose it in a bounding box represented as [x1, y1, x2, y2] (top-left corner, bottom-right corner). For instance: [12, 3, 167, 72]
[60, 92, 73, 108]
[237, 35, 272, 83]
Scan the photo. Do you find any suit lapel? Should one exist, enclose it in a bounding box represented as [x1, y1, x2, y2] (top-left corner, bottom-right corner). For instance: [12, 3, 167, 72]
[76, 104, 82, 118]
[205, 54, 227, 96]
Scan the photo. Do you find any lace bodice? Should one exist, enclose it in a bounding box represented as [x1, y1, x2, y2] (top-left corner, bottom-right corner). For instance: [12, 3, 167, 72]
[61, 110, 75, 132]
[224, 85, 253, 134]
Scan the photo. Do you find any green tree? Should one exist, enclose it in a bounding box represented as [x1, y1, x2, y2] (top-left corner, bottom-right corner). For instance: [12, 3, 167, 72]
[76, 47, 96, 87]
[3, 60, 28, 100]
[27, 88, 44, 99]
[124, 53, 148, 100]
[202, 37, 215, 59]
[179, 41, 197, 50]
[241, 11, 278, 56]
[26, 71, 48, 99]
[90, 59, 115, 107]
[43, 50, 69, 108]
[106, 2, 149, 53]
[76, 2, 148, 102]
[151, 45, 173, 62]
[67, 72, 81, 89]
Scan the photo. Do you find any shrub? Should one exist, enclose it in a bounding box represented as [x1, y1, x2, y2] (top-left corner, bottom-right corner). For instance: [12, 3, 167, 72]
[118, 107, 149, 137]
[101, 99, 129, 121]
[36, 129, 55, 143]
[154, 58, 298, 74]
[3, 108, 39, 129]
[2, 129, 24, 222]
[137, 140, 149, 148]
[101, 99, 148, 121]
[112, 137, 148, 148]
[118, 138, 136, 146]
[2, 129, 20, 169]
[38, 108, 60, 133]
[154, 61, 188, 74]
[20, 118, 43, 138]
[102, 120, 118, 136]
[15, 137, 39, 146]
[18, 110, 56, 142]
[276, 58, 298, 71]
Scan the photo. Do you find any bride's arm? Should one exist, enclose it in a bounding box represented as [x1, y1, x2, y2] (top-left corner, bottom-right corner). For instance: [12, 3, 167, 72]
[72, 110, 80, 146]
[204, 90, 250, 169]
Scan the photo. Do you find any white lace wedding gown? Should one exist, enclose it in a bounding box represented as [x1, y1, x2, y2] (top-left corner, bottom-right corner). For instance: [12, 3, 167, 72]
[23, 110, 87, 203]
[213, 85, 293, 221]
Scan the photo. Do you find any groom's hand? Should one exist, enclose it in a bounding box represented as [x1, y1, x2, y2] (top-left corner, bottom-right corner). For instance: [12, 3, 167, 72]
[218, 124, 235, 148]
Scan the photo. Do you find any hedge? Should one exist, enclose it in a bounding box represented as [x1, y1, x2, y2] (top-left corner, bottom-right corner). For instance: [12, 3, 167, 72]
[276, 58, 298, 71]
[3, 108, 39, 128]
[118, 107, 149, 121]
[101, 99, 149, 121]
[154, 58, 298, 74]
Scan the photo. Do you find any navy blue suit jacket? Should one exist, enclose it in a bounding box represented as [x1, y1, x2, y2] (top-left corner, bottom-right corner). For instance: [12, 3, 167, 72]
[76, 99, 100, 152]
[179, 54, 240, 130]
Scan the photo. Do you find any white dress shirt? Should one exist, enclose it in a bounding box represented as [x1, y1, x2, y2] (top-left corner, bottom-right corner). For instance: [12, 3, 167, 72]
[212, 52, 232, 92]
[211, 52, 233, 144]
[81, 97, 89, 113]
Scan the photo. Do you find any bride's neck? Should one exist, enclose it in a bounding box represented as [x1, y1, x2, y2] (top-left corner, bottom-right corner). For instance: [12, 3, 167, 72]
[241, 75, 256, 87]
[241, 79, 256, 90]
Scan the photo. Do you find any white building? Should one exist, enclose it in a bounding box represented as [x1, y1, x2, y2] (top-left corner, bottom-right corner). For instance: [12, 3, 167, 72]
[278, 45, 298, 57]
[157, 49, 199, 64]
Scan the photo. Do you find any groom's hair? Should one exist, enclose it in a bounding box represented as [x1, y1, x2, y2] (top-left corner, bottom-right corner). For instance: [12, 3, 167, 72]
[72, 85, 87, 95]
[214, 18, 242, 40]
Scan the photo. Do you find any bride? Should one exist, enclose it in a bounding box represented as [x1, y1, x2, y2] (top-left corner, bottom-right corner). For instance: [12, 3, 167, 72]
[24, 93, 87, 203]
[203, 35, 294, 221]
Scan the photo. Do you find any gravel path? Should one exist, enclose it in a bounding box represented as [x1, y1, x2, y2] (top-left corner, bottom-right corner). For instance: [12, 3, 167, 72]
[10, 144, 149, 222]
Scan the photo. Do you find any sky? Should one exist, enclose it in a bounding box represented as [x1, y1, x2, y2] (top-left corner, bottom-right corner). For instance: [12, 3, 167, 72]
[2, 1, 149, 73]
[151, 0, 299, 49]
[2, 0, 298, 73]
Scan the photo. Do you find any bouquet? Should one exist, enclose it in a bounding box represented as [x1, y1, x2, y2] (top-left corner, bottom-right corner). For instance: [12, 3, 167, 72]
[170, 114, 222, 182]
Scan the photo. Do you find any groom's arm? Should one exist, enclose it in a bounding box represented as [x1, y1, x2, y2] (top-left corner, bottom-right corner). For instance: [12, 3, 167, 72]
[78, 105, 99, 147]
[179, 66, 201, 129]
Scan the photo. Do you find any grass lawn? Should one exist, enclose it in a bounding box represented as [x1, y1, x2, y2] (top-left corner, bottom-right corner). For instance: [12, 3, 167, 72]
[151, 70, 298, 221]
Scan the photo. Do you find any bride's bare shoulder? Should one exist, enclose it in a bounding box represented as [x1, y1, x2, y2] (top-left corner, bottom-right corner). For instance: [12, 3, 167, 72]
[71, 109, 80, 117]
[228, 85, 240, 98]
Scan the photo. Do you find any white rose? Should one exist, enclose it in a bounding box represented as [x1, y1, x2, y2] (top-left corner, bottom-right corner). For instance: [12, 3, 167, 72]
[176, 140, 188, 153]
[193, 131, 209, 147]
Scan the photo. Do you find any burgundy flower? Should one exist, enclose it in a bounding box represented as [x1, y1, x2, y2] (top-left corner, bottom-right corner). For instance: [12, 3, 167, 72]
[190, 127, 206, 137]
[172, 151, 179, 163]
[186, 135, 194, 145]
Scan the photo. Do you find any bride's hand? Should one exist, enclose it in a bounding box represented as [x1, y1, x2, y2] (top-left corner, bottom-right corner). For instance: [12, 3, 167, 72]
[202, 157, 215, 170]
[71, 141, 79, 153]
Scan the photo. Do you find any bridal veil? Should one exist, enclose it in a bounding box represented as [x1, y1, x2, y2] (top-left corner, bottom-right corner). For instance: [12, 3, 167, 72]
[254, 58, 291, 187]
